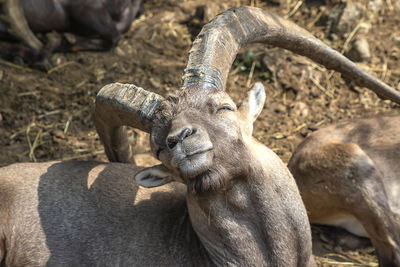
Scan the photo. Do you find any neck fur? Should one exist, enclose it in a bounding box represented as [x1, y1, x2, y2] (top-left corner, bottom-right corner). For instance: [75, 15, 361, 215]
[186, 145, 312, 266]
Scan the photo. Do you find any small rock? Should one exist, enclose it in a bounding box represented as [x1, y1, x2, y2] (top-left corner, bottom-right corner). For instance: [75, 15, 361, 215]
[115, 47, 126, 57]
[336, 3, 365, 34]
[64, 33, 77, 45]
[322, 2, 365, 36]
[149, 77, 162, 89]
[94, 68, 106, 81]
[368, 0, 383, 14]
[393, 34, 400, 46]
[346, 37, 371, 62]
[291, 101, 309, 118]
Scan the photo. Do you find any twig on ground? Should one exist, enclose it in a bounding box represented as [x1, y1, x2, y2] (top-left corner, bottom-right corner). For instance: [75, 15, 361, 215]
[310, 76, 333, 98]
[47, 61, 77, 74]
[0, 58, 33, 72]
[286, 0, 303, 18]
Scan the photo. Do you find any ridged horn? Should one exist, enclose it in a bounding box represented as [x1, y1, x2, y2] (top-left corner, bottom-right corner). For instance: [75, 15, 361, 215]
[93, 83, 164, 163]
[3, 0, 43, 51]
[181, 6, 400, 104]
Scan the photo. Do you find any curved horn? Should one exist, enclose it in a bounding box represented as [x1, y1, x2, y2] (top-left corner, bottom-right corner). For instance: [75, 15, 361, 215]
[181, 6, 400, 104]
[93, 83, 164, 163]
[3, 0, 43, 51]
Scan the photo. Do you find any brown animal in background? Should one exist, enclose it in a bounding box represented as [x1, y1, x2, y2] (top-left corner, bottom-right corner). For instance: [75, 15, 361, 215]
[0, 6, 400, 266]
[289, 115, 400, 266]
[0, 0, 143, 67]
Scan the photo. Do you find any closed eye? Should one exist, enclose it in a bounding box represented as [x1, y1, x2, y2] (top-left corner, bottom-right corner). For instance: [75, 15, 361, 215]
[217, 105, 234, 112]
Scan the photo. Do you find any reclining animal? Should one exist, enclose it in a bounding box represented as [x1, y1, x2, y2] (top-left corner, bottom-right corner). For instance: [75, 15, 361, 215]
[0, 6, 399, 266]
[289, 114, 400, 266]
[0, 0, 142, 67]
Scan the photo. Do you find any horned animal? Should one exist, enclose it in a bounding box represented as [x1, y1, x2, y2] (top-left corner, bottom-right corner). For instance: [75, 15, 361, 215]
[1, 6, 400, 266]
[289, 115, 400, 266]
[0, 0, 142, 67]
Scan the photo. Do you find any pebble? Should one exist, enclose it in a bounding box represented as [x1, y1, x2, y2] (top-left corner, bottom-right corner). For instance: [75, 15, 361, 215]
[149, 77, 162, 89]
[324, 3, 365, 36]
[368, 0, 383, 14]
[291, 102, 309, 118]
[347, 37, 371, 62]
[335, 3, 364, 35]
[115, 47, 126, 57]
[393, 34, 400, 46]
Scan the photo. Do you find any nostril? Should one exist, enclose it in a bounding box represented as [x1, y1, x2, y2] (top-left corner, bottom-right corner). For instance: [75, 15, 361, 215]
[167, 137, 178, 150]
[180, 128, 193, 140]
[167, 127, 197, 150]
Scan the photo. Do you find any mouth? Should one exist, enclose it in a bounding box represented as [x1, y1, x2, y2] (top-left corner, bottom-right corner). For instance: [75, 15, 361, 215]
[186, 146, 213, 157]
[171, 143, 213, 166]
[176, 148, 214, 178]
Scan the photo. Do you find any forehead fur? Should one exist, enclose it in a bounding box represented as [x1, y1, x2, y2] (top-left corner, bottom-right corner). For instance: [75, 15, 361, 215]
[152, 88, 231, 125]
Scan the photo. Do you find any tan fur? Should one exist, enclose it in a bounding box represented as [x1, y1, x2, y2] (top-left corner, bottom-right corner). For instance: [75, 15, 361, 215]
[289, 114, 400, 266]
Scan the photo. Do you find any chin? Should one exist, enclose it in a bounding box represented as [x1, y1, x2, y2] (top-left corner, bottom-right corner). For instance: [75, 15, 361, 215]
[186, 164, 229, 194]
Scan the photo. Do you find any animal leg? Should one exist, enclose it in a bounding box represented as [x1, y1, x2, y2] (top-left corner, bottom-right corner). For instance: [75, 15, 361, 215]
[0, 40, 35, 60]
[0, 0, 43, 51]
[348, 166, 400, 267]
[0, 37, 55, 69]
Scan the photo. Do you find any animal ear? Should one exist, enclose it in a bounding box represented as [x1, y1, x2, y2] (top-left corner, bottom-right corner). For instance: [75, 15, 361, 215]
[135, 164, 176, 188]
[238, 82, 266, 134]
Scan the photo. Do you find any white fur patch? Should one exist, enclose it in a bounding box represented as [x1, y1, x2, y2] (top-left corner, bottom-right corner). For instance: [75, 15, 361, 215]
[135, 165, 172, 188]
[316, 215, 369, 238]
[248, 82, 266, 122]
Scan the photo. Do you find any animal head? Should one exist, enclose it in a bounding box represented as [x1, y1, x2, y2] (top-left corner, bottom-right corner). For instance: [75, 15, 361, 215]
[138, 84, 265, 193]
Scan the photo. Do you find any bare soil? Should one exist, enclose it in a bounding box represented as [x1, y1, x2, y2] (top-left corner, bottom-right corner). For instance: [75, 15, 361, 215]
[1, 0, 399, 266]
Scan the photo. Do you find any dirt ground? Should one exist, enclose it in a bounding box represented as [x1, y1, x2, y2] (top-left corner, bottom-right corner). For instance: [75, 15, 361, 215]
[1, 0, 399, 266]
